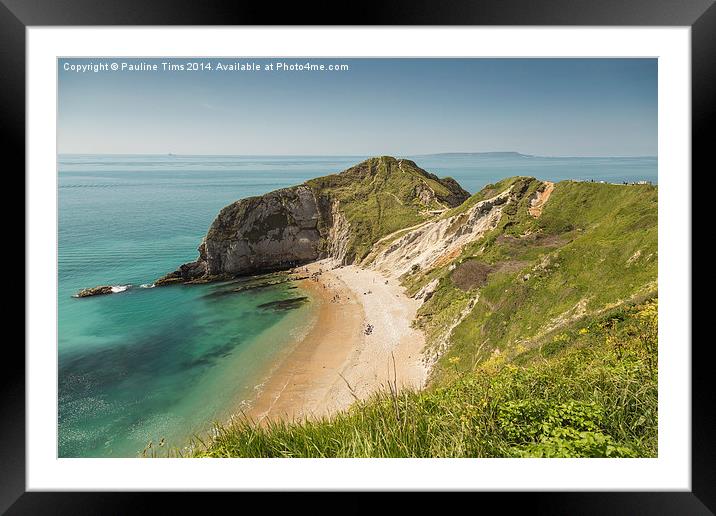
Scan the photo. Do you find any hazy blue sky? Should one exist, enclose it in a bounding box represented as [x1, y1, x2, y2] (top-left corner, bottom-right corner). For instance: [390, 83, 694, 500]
[58, 58, 657, 156]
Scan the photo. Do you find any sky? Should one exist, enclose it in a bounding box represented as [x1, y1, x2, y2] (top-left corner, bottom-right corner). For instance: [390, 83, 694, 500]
[58, 58, 657, 157]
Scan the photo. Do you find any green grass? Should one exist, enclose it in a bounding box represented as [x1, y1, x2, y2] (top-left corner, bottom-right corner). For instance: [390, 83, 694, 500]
[183, 299, 656, 458]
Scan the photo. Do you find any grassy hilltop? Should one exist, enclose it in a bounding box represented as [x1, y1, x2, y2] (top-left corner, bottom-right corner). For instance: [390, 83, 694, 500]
[183, 167, 658, 458]
[306, 156, 470, 262]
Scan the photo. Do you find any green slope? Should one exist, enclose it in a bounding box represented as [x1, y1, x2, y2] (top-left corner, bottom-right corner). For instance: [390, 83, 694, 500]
[410, 179, 657, 384]
[180, 175, 658, 459]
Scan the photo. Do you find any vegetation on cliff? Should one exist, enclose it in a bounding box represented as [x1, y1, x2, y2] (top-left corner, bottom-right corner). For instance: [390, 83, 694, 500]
[307, 156, 469, 262]
[150, 160, 658, 458]
[406, 177, 657, 382]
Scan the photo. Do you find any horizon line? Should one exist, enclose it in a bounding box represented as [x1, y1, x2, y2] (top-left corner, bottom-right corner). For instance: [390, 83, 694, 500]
[57, 151, 658, 159]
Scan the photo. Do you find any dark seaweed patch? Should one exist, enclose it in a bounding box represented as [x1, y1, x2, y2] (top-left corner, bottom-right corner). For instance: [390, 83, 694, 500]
[201, 273, 306, 299]
[257, 297, 309, 312]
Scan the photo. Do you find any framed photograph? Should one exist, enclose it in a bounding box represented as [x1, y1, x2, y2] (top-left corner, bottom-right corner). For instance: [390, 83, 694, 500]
[5, 0, 711, 511]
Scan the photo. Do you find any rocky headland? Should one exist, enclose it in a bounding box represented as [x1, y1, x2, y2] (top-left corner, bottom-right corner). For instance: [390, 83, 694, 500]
[154, 156, 469, 285]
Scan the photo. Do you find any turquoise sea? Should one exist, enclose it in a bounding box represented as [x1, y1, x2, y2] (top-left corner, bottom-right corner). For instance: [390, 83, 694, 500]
[58, 153, 657, 457]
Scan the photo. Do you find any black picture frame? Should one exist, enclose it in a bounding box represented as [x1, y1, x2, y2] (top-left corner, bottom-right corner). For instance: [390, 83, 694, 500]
[4, 0, 711, 512]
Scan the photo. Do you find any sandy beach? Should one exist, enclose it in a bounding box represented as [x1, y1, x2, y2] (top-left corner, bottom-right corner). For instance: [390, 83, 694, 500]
[246, 260, 428, 423]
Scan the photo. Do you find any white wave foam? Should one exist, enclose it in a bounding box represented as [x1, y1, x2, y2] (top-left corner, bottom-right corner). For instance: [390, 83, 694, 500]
[140, 283, 155, 289]
[111, 285, 131, 293]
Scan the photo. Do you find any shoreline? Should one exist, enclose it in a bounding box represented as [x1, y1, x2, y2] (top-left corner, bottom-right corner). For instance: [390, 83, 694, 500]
[244, 259, 428, 424]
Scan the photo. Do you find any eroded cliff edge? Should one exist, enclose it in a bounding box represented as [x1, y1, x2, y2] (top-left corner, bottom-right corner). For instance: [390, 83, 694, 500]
[155, 156, 470, 285]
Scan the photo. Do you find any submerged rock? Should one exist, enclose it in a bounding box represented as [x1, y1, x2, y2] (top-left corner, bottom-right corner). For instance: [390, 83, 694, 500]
[201, 272, 309, 299]
[256, 297, 310, 312]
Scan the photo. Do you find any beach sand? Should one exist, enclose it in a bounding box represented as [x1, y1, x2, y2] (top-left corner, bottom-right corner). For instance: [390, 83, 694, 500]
[246, 259, 428, 423]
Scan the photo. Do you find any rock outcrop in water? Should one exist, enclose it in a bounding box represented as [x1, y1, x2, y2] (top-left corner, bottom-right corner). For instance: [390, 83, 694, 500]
[156, 156, 469, 284]
[75, 285, 115, 298]
[74, 284, 132, 297]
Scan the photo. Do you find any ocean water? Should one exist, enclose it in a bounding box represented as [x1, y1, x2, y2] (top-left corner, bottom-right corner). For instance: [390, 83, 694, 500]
[58, 153, 657, 457]
[411, 152, 657, 193]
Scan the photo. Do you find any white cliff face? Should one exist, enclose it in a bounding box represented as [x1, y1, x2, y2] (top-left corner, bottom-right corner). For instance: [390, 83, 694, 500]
[368, 188, 513, 278]
[325, 200, 353, 265]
